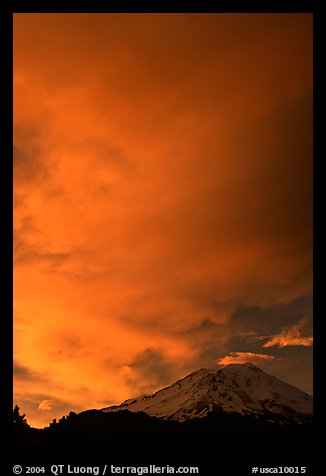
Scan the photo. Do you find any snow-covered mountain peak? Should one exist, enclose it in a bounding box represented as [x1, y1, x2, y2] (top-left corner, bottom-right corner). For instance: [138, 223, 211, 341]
[102, 363, 312, 421]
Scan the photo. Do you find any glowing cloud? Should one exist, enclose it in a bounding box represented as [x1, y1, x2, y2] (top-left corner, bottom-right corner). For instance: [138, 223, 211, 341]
[217, 352, 277, 366]
[263, 317, 313, 348]
[38, 400, 54, 411]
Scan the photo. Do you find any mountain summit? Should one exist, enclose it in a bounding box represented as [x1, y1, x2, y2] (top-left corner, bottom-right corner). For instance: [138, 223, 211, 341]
[102, 362, 312, 421]
[14, 362, 313, 464]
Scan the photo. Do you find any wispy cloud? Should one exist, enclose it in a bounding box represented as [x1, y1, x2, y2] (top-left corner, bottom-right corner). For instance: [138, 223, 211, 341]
[217, 351, 278, 366]
[263, 315, 313, 348]
[38, 399, 54, 411]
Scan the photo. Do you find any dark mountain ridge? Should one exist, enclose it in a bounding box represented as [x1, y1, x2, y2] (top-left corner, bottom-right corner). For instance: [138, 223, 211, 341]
[13, 364, 312, 466]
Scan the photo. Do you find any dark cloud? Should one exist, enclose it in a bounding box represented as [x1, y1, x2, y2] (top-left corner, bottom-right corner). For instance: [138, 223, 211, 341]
[14, 224, 119, 283]
[13, 362, 51, 387]
[14, 363, 38, 381]
[228, 295, 312, 336]
[128, 348, 179, 391]
[263, 312, 312, 348]
[179, 295, 313, 393]
[14, 233, 71, 268]
[14, 124, 49, 186]
[185, 318, 220, 336]
[50, 333, 91, 360]
[229, 91, 312, 249]
[265, 345, 312, 393]
[181, 318, 226, 368]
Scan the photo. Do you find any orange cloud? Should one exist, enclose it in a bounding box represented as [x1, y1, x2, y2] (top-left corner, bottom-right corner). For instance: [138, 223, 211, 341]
[13, 13, 312, 427]
[263, 316, 313, 348]
[217, 352, 278, 366]
[38, 400, 54, 411]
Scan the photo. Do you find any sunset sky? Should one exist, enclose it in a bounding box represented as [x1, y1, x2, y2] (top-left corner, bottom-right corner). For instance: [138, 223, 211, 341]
[13, 13, 313, 428]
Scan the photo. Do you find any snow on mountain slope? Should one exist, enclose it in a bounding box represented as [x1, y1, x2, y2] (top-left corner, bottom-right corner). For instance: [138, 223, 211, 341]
[102, 363, 312, 421]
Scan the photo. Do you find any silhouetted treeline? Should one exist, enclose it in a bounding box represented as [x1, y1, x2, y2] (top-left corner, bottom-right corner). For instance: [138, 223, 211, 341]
[12, 407, 312, 466]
